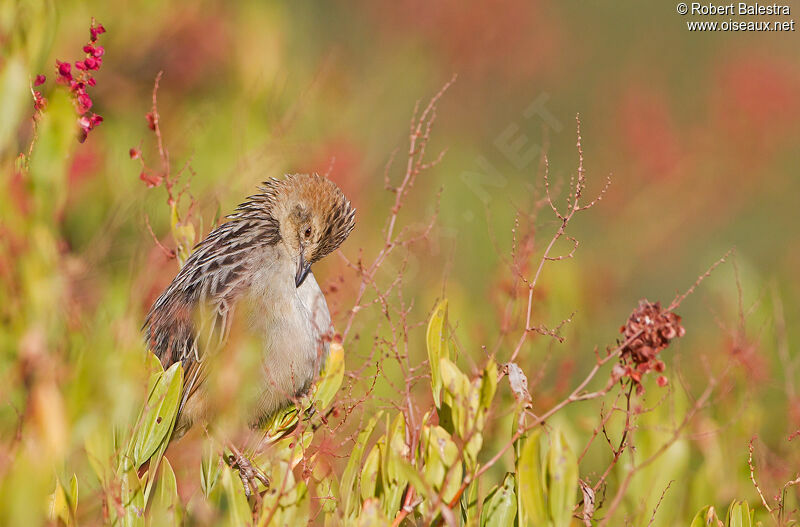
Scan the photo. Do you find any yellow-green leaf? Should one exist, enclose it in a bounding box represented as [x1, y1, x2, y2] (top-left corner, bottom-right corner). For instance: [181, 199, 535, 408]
[726, 500, 752, 527]
[342, 411, 382, 518]
[518, 430, 547, 526]
[427, 299, 449, 407]
[119, 469, 146, 527]
[547, 429, 578, 527]
[133, 362, 183, 466]
[480, 473, 517, 527]
[316, 341, 345, 410]
[690, 505, 721, 527]
[361, 443, 382, 501]
[150, 457, 181, 526]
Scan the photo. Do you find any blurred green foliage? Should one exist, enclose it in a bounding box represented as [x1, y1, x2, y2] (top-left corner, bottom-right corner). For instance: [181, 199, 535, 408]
[2, 0, 800, 525]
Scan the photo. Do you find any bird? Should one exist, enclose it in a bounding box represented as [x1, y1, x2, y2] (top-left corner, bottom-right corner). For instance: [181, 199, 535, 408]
[143, 173, 355, 493]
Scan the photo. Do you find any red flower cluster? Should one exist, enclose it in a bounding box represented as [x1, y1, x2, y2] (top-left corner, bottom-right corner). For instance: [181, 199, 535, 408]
[615, 300, 685, 394]
[45, 18, 106, 142]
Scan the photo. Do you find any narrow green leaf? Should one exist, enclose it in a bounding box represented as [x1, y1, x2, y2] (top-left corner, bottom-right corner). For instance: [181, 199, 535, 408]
[480, 473, 517, 527]
[547, 429, 579, 527]
[219, 465, 252, 526]
[150, 457, 181, 526]
[383, 414, 408, 517]
[361, 443, 382, 501]
[518, 430, 547, 526]
[133, 362, 183, 466]
[315, 341, 345, 410]
[439, 357, 471, 437]
[427, 299, 449, 407]
[462, 479, 480, 525]
[119, 469, 145, 527]
[200, 440, 221, 497]
[690, 505, 721, 527]
[342, 411, 383, 518]
[479, 358, 498, 417]
[48, 478, 70, 525]
[726, 500, 752, 527]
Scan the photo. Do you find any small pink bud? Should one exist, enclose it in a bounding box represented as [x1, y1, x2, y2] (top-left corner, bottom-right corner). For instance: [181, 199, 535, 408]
[84, 57, 98, 70]
[77, 93, 93, 112]
[75, 60, 87, 71]
[87, 78, 97, 87]
[34, 74, 46, 86]
[33, 91, 47, 111]
[90, 23, 106, 41]
[129, 148, 141, 160]
[140, 170, 163, 188]
[145, 112, 156, 131]
[92, 46, 105, 58]
[657, 375, 669, 387]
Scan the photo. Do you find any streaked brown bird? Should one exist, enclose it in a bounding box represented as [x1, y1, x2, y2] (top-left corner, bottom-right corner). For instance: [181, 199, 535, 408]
[143, 174, 355, 493]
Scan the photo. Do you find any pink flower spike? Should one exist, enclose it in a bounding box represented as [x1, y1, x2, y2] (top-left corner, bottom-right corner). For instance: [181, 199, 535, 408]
[56, 61, 72, 83]
[33, 91, 47, 111]
[34, 75, 46, 86]
[77, 93, 93, 113]
[90, 23, 106, 41]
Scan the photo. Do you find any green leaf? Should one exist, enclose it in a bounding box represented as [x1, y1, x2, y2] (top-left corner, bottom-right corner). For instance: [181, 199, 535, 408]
[361, 443, 382, 501]
[48, 478, 70, 525]
[133, 362, 183, 466]
[383, 414, 408, 517]
[439, 357, 471, 437]
[427, 299, 449, 407]
[216, 465, 252, 526]
[119, 469, 146, 527]
[462, 479, 479, 525]
[480, 473, 517, 527]
[390, 454, 432, 499]
[421, 426, 461, 503]
[68, 474, 78, 516]
[342, 411, 382, 518]
[726, 500, 752, 527]
[150, 457, 181, 526]
[547, 429, 579, 527]
[690, 505, 721, 527]
[315, 341, 345, 410]
[479, 358, 498, 417]
[518, 430, 547, 526]
[200, 440, 222, 497]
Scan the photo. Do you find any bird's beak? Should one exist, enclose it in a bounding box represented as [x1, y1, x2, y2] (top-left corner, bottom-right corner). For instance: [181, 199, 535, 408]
[295, 252, 312, 288]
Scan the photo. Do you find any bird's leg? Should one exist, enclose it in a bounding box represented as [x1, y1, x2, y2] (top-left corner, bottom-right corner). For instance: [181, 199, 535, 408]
[225, 442, 270, 497]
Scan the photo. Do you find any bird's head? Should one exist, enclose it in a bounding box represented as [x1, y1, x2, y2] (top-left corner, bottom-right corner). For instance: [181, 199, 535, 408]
[266, 174, 355, 287]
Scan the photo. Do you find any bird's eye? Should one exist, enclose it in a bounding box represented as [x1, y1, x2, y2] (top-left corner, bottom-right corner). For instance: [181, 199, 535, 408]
[303, 227, 312, 239]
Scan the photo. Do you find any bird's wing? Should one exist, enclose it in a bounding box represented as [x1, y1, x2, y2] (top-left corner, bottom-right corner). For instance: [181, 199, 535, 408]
[143, 219, 264, 415]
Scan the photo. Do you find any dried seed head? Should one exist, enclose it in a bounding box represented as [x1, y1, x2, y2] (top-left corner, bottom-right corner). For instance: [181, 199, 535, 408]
[617, 300, 685, 393]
